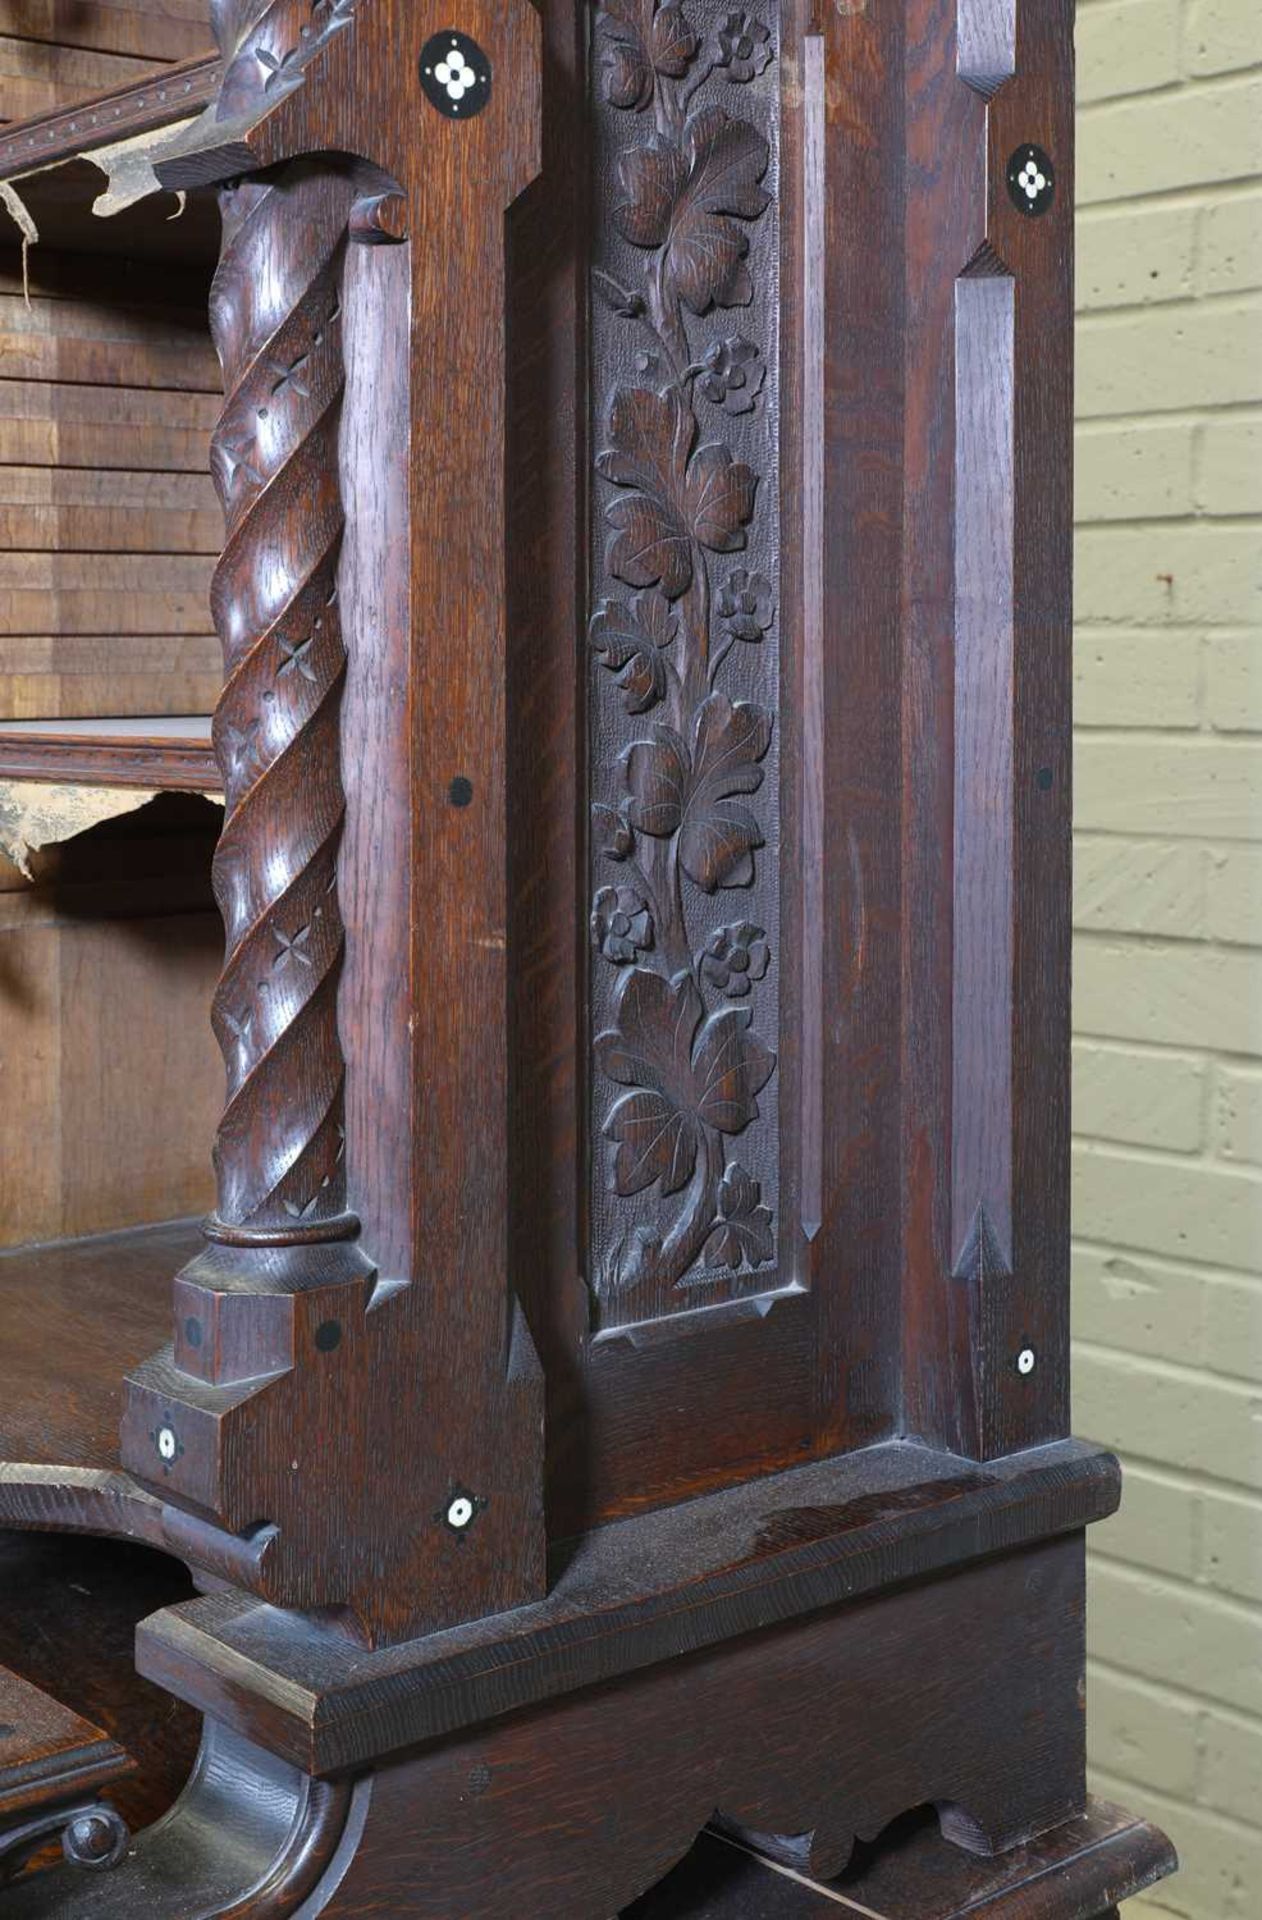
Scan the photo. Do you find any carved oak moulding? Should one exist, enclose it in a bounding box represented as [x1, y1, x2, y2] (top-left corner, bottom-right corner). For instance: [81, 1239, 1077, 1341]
[588, 0, 784, 1336]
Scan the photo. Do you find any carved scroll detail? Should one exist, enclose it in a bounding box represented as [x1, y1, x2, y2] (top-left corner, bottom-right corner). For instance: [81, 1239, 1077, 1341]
[210, 0, 355, 120]
[589, 2, 782, 1327]
[206, 162, 358, 1242]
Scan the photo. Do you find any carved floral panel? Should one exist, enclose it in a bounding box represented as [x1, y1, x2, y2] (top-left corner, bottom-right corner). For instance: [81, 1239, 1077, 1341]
[588, 0, 783, 1331]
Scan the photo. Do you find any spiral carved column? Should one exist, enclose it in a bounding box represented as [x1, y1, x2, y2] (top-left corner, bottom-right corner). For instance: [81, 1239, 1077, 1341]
[206, 164, 358, 1242]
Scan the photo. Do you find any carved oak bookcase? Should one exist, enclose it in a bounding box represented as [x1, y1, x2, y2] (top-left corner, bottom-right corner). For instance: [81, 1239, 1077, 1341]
[0, 0, 1177, 1914]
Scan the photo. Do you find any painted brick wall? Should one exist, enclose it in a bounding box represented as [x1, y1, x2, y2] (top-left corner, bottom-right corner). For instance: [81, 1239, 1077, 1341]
[1072, 0, 1262, 1913]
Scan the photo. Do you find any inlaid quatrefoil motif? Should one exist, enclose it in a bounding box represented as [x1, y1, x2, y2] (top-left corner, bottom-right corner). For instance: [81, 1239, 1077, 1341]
[419, 30, 492, 120]
[1006, 142, 1055, 217]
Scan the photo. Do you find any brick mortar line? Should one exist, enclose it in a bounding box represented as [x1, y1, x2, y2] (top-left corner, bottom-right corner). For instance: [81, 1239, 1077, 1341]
[1082, 1441, 1262, 1505]
[1088, 1553, 1262, 1621]
[1089, 1766, 1262, 1848]
[1073, 1138, 1262, 1173]
[1087, 1654, 1262, 1729]
[1074, 1235, 1262, 1285]
[1080, 178, 1262, 214]
[1079, 67, 1262, 110]
[1074, 1335, 1262, 1391]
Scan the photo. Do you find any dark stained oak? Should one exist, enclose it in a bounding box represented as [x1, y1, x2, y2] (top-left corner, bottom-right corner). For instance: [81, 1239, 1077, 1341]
[626, 1803, 1177, 1919]
[0, 718, 217, 791]
[0, 0, 1176, 1914]
[279, 1539, 1093, 1918]
[0, 1221, 199, 1474]
[135, 1440, 1118, 1776]
[0, 1665, 133, 1821]
[0, 53, 221, 182]
[0, 1531, 198, 1853]
[120, 0, 551, 1649]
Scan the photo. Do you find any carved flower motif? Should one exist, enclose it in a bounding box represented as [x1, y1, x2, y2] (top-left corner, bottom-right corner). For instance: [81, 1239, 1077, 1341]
[700, 920, 769, 997]
[614, 106, 771, 313]
[705, 1161, 774, 1269]
[592, 886, 655, 965]
[717, 568, 774, 642]
[593, 803, 636, 862]
[623, 691, 773, 893]
[600, 0, 698, 112]
[597, 969, 775, 1197]
[698, 334, 765, 414]
[590, 590, 678, 714]
[716, 11, 774, 84]
[597, 385, 757, 597]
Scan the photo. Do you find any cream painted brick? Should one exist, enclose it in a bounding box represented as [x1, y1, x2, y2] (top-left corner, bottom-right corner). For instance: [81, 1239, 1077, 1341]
[1184, 0, 1262, 76]
[1078, 0, 1181, 102]
[1076, 421, 1196, 520]
[1206, 843, 1262, 942]
[1204, 631, 1262, 730]
[1202, 1272, 1262, 1382]
[1088, 1460, 1201, 1581]
[1077, 300, 1262, 417]
[1076, 738, 1262, 839]
[1075, 1343, 1262, 1486]
[1074, 938, 1262, 1053]
[1074, 3, 1262, 1905]
[1073, 1241, 1205, 1360]
[1072, 1139, 1262, 1271]
[1079, 203, 1197, 308]
[1087, 1560, 1262, 1716]
[1198, 192, 1262, 296]
[1074, 838, 1206, 937]
[1087, 1664, 1203, 1796]
[1088, 1769, 1262, 1920]
[1075, 632, 1201, 727]
[1197, 417, 1262, 515]
[1202, 1483, 1262, 1602]
[1214, 1063, 1262, 1164]
[1199, 1708, 1262, 1829]
[1078, 77, 1262, 205]
[1074, 1042, 1206, 1149]
[1075, 526, 1261, 625]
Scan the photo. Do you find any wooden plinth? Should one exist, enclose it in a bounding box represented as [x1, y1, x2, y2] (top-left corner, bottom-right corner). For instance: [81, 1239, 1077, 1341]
[628, 1804, 1177, 1919]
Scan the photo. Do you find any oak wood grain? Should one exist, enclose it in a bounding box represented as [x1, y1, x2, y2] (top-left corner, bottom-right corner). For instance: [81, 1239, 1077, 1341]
[628, 1802, 1177, 1919]
[0, 1664, 133, 1822]
[0, 49, 219, 177]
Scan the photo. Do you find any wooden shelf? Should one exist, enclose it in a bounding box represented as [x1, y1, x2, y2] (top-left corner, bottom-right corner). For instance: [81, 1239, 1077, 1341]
[0, 54, 221, 185]
[0, 1220, 199, 1475]
[0, 719, 218, 793]
[0, 1532, 199, 1851]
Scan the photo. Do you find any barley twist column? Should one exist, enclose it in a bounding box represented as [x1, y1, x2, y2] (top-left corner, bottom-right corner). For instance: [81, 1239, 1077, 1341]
[203, 0, 360, 1243]
[205, 162, 357, 1242]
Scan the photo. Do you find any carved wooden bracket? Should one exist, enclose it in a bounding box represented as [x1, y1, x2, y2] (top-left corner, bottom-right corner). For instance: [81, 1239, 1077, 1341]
[121, 0, 547, 1647]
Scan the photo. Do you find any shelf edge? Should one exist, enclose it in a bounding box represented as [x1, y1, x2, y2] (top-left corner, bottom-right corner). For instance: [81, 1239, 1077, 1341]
[0, 53, 222, 185]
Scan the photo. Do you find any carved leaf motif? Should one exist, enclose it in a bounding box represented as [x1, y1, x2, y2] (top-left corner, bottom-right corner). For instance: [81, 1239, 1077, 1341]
[600, 0, 699, 111]
[590, 591, 678, 715]
[593, 802, 636, 862]
[598, 386, 756, 595]
[597, 968, 774, 1197]
[705, 1161, 774, 1268]
[623, 691, 772, 892]
[598, 385, 694, 594]
[614, 106, 771, 312]
[593, 268, 645, 319]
